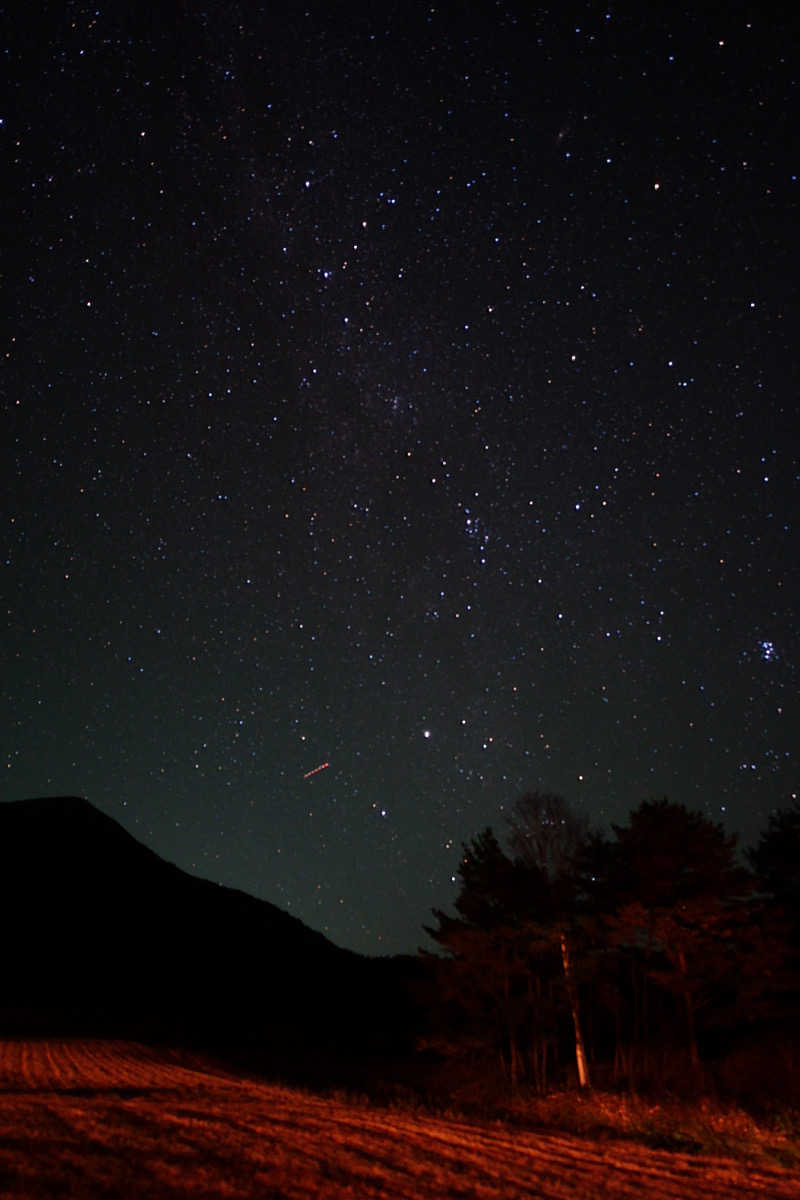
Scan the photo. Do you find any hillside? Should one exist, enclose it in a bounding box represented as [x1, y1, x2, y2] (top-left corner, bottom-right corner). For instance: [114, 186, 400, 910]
[0, 797, 406, 1055]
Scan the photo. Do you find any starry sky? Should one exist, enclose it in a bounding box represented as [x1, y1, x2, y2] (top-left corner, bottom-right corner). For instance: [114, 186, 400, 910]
[4, 2, 798, 956]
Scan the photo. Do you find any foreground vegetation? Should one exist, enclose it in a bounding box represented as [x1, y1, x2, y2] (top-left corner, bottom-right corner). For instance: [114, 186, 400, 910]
[420, 794, 800, 1102]
[0, 1040, 797, 1199]
[468, 1087, 800, 1167]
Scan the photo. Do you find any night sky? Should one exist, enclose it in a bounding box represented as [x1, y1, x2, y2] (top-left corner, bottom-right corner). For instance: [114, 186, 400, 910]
[4, 3, 798, 956]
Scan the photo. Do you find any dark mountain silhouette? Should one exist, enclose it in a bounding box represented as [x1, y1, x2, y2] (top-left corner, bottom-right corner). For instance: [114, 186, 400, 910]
[0, 797, 413, 1064]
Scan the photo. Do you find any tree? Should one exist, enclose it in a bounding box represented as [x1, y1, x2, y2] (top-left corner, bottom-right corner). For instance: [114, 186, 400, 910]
[746, 798, 800, 1027]
[425, 826, 572, 1092]
[506, 791, 590, 887]
[426, 793, 597, 1091]
[505, 792, 593, 1088]
[423, 914, 556, 1090]
[446, 827, 544, 930]
[609, 798, 747, 910]
[748, 798, 800, 919]
[601, 799, 753, 1081]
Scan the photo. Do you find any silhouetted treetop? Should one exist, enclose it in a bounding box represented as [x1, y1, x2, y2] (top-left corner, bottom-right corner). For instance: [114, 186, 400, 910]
[748, 798, 800, 915]
[448, 827, 546, 931]
[505, 791, 590, 884]
[608, 798, 748, 910]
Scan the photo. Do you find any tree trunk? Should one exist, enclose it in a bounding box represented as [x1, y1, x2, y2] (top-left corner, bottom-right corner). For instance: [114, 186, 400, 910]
[677, 948, 700, 1074]
[509, 1029, 521, 1090]
[560, 931, 590, 1089]
[503, 969, 520, 1090]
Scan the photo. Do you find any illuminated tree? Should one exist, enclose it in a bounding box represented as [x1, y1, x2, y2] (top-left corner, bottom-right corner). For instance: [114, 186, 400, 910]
[426, 796, 595, 1091]
[424, 829, 555, 1089]
[601, 799, 753, 1081]
[505, 792, 592, 1088]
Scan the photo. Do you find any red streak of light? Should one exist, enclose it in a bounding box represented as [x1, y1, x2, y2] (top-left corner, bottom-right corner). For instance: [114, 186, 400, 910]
[303, 762, 329, 779]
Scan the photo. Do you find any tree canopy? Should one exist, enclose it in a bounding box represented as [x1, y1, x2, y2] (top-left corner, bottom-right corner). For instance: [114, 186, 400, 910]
[422, 792, 797, 1097]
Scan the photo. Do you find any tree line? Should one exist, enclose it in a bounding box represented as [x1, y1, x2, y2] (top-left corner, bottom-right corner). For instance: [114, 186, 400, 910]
[419, 794, 800, 1098]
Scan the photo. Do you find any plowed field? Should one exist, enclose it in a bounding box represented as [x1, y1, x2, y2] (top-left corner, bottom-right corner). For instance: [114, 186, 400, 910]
[0, 1040, 795, 1198]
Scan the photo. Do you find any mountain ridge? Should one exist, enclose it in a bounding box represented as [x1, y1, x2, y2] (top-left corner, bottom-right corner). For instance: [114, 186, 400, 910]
[0, 795, 401, 1056]
[0, 794, 351, 960]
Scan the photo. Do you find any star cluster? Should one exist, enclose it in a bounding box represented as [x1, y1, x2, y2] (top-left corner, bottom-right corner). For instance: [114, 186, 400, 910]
[3, 3, 797, 953]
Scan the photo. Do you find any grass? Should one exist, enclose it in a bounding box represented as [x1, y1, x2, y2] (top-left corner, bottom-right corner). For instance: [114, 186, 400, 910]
[390, 1083, 800, 1168]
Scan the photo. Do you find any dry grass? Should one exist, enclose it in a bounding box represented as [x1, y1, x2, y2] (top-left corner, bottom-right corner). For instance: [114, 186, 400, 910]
[0, 1040, 797, 1198]
[495, 1089, 800, 1167]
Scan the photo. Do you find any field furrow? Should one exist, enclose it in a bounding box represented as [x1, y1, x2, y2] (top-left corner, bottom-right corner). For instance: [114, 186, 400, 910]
[0, 1041, 796, 1199]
